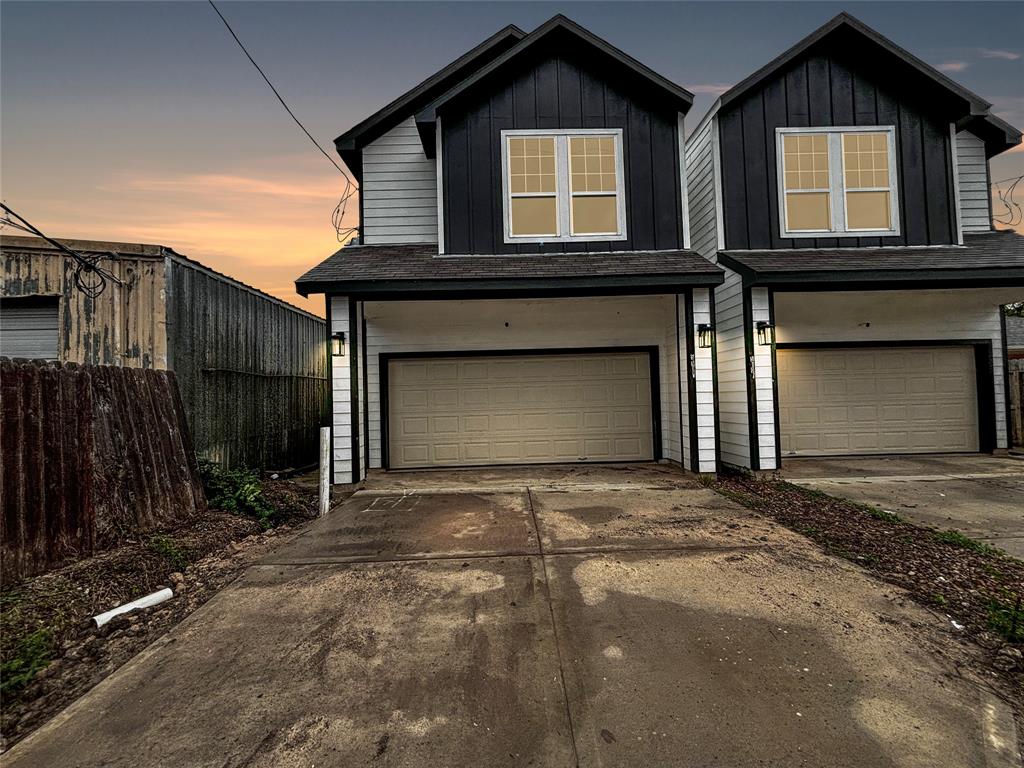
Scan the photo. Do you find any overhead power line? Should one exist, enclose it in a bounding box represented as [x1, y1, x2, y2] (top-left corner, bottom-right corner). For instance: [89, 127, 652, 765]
[207, 0, 358, 240]
[1, 202, 123, 298]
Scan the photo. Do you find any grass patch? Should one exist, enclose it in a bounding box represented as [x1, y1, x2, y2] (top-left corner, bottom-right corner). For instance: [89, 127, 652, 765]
[148, 535, 193, 571]
[987, 594, 1024, 643]
[862, 506, 904, 524]
[0, 629, 54, 697]
[933, 529, 1003, 558]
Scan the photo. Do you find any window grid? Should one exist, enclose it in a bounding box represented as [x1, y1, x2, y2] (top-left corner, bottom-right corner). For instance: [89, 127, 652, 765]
[502, 130, 626, 244]
[776, 126, 899, 238]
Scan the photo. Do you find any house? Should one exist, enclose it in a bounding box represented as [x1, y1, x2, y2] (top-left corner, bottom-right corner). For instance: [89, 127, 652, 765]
[684, 13, 1024, 470]
[298, 16, 725, 483]
[1, 235, 328, 470]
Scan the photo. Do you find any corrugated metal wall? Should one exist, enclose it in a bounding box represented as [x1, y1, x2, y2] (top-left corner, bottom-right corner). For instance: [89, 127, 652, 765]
[1, 240, 168, 368]
[165, 256, 328, 471]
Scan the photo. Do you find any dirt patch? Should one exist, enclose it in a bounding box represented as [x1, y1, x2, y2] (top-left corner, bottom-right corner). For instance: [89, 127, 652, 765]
[0, 478, 319, 751]
[713, 473, 1023, 725]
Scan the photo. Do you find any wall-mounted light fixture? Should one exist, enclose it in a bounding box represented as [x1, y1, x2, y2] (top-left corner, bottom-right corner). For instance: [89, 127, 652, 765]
[755, 321, 775, 347]
[697, 323, 715, 349]
[331, 330, 346, 356]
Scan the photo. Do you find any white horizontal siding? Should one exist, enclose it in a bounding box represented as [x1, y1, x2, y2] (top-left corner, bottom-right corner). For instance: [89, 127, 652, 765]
[684, 115, 720, 261]
[330, 296, 353, 483]
[750, 287, 776, 470]
[691, 288, 717, 472]
[956, 131, 991, 234]
[362, 118, 438, 244]
[360, 296, 683, 470]
[715, 270, 751, 468]
[774, 288, 1022, 450]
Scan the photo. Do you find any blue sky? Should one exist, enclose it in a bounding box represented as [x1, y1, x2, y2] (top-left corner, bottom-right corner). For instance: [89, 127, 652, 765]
[3, 2, 1022, 312]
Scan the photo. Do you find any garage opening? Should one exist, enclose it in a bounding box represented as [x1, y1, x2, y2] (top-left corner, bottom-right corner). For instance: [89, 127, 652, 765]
[777, 345, 981, 456]
[385, 350, 656, 469]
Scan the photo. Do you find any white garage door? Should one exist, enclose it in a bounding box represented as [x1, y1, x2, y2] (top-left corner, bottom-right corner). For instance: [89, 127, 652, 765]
[778, 346, 978, 456]
[387, 351, 654, 469]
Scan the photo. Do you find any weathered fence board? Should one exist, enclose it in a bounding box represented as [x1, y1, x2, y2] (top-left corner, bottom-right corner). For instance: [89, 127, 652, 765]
[1010, 359, 1023, 448]
[1, 359, 207, 582]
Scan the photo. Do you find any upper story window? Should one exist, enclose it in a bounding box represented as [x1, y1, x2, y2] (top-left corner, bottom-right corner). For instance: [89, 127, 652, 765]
[776, 127, 900, 238]
[502, 129, 626, 244]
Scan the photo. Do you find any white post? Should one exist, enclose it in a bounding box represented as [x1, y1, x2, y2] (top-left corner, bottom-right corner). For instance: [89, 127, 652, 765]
[319, 426, 330, 517]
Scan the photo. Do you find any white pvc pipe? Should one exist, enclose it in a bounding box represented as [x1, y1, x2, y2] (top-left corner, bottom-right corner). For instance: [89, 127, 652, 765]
[93, 587, 174, 627]
[319, 426, 331, 517]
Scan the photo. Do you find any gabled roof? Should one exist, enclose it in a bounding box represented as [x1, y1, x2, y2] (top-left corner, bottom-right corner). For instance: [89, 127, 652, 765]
[333, 24, 525, 180]
[414, 14, 694, 150]
[718, 12, 990, 116]
[962, 113, 1023, 158]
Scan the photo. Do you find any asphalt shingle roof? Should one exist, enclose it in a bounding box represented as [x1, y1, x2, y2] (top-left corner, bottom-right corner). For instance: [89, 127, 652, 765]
[1006, 315, 1024, 351]
[296, 244, 724, 297]
[718, 231, 1024, 286]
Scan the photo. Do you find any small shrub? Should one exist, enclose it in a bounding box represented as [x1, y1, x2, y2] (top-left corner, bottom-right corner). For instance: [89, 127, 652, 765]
[199, 461, 277, 527]
[148, 535, 192, 571]
[933, 530, 1002, 558]
[0, 629, 53, 697]
[987, 594, 1023, 642]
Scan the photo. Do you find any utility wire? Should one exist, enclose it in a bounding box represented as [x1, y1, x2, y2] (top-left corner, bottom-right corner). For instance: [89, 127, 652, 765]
[991, 174, 1023, 228]
[0, 203, 122, 298]
[206, 0, 358, 241]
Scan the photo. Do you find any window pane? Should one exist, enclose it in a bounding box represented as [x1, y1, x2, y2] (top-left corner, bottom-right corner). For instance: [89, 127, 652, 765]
[571, 195, 618, 234]
[783, 133, 829, 190]
[509, 137, 556, 198]
[570, 136, 618, 194]
[846, 190, 891, 230]
[843, 132, 889, 189]
[511, 196, 557, 236]
[786, 192, 830, 231]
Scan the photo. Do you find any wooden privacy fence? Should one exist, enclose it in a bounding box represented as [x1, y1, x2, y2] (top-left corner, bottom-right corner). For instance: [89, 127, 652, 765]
[1, 359, 207, 582]
[1011, 359, 1024, 448]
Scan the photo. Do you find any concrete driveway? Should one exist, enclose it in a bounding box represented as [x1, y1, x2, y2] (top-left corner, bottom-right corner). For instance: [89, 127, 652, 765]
[7, 464, 1019, 768]
[783, 455, 1024, 559]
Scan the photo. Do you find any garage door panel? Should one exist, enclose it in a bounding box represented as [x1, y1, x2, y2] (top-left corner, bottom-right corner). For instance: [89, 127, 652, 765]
[779, 346, 977, 457]
[389, 352, 654, 468]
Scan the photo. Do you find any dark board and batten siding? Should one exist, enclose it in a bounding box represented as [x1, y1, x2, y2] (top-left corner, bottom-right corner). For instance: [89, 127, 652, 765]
[441, 50, 684, 255]
[719, 52, 958, 250]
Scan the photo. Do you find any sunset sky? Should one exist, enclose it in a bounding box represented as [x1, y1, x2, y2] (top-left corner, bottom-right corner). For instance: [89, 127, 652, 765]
[3, 1, 1022, 316]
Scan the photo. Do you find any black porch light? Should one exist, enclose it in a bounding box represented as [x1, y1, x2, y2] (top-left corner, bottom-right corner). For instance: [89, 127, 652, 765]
[331, 330, 346, 356]
[697, 323, 715, 349]
[755, 321, 775, 347]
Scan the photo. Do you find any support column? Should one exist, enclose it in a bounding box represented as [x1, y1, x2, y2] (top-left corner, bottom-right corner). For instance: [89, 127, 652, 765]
[329, 295, 360, 484]
[690, 287, 718, 473]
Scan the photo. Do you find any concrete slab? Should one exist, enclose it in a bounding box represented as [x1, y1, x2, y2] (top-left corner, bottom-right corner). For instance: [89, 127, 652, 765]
[6, 557, 575, 768]
[548, 547, 1000, 768]
[783, 456, 1024, 560]
[264, 491, 538, 563]
[532, 487, 778, 553]
[360, 462, 697, 493]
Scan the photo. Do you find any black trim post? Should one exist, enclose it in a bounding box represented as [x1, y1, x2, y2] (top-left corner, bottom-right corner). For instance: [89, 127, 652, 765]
[325, 295, 334, 486]
[362, 305, 370, 472]
[742, 287, 760, 470]
[683, 289, 700, 472]
[1000, 309, 1013, 450]
[768, 289, 782, 469]
[348, 299, 361, 483]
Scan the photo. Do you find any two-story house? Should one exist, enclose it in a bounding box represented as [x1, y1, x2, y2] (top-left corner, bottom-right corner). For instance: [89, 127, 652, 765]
[685, 12, 1023, 471]
[297, 16, 725, 483]
[299, 13, 1024, 484]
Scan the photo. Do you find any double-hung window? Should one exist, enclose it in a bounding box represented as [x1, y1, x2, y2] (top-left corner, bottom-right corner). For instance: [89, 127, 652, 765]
[777, 126, 899, 238]
[502, 129, 626, 243]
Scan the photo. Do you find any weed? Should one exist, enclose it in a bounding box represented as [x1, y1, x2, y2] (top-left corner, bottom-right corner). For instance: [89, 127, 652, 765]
[931, 593, 948, 607]
[199, 461, 277, 528]
[986, 594, 1023, 642]
[862, 506, 903, 524]
[0, 629, 53, 697]
[933, 530, 1002, 558]
[148, 535, 192, 571]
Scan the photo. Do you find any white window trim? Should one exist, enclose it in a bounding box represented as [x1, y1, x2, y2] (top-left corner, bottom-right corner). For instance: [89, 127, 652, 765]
[501, 128, 627, 244]
[776, 126, 900, 239]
